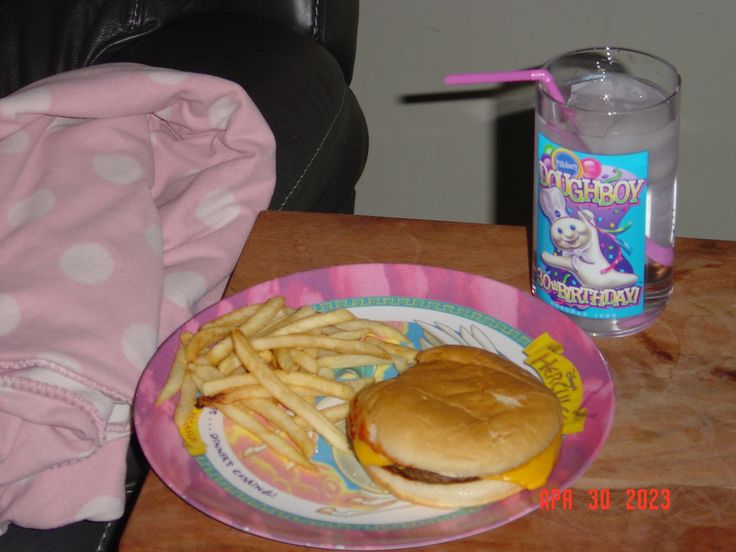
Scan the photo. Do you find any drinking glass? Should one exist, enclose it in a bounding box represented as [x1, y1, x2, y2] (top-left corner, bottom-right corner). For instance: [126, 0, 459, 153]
[532, 47, 681, 337]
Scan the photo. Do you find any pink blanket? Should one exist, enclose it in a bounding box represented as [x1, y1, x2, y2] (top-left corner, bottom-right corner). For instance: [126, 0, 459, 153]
[0, 64, 275, 532]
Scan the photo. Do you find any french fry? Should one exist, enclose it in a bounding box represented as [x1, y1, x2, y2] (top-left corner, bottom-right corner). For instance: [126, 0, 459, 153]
[196, 387, 269, 406]
[317, 354, 391, 370]
[249, 306, 292, 337]
[294, 402, 350, 429]
[186, 326, 231, 362]
[217, 353, 242, 375]
[279, 372, 355, 400]
[156, 341, 188, 405]
[232, 329, 349, 451]
[289, 349, 319, 374]
[255, 305, 314, 336]
[218, 403, 314, 469]
[335, 319, 409, 342]
[392, 354, 410, 374]
[202, 370, 352, 400]
[190, 372, 206, 393]
[249, 334, 389, 359]
[229, 364, 247, 376]
[206, 337, 234, 365]
[320, 401, 350, 422]
[321, 329, 369, 341]
[199, 383, 320, 405]
[203, 372, 307, 396]
[174, 374, 198, 429]
[318, 368, 336, 379]
[274, 348, 299, 373]
[268, 309, 355, 336]
[200, 303, 261, 330]
[201, 370, 354, 398]
[202, 373, 257, 395]
[365, 336, 419, 362]
[193, 362, 222, 383]
[343, 376, 375, 393]
[238, 295, 285, 336]
[243, 398, 315, 457]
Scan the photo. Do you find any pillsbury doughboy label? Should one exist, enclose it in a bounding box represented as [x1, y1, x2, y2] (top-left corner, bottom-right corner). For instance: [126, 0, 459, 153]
[534, 134, 647, 319]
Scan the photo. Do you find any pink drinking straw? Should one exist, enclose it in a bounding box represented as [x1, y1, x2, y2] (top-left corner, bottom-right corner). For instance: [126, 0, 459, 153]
[444, 69, 566, 104]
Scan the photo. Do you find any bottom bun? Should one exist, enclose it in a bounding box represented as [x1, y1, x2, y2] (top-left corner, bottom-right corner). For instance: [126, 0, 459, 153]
[365, 465, 523, 509]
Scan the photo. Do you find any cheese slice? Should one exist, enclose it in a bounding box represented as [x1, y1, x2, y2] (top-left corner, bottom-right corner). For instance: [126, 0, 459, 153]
[352, 432, 562, 490]
[353, 436, 393, 467]
[483, 432, 562, 490]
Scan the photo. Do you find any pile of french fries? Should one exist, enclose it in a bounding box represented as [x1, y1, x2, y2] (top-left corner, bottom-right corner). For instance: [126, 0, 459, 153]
[156, 295, 418, 469]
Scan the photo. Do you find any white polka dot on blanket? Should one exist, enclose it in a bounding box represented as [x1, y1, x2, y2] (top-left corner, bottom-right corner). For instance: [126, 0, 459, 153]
[0, 86, 52, 118]
[0, 130, 30, 154]
[0, 293, 22, 336]
[145, 69, 190, 85]
[8, 189, 55, 227]
[92, 153, 143, 185]
[122, 324, 158, 370]
[60, 242, 114, 284]
[75, 495, 125, 522]
[163, 271, 207, 310]
[144, 224, 163, 257]
[208, 96, 238, 130]
[196, 189, 241, 230]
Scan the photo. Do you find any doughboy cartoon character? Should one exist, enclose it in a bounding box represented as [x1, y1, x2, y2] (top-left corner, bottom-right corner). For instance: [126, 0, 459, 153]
[539, 186, 638, 290]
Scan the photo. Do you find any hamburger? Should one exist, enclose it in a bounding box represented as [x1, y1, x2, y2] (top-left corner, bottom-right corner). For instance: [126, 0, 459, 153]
[347, 345, 563, 508]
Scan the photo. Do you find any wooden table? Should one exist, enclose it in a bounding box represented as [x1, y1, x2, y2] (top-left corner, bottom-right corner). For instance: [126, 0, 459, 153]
[121, 211, 736, 551]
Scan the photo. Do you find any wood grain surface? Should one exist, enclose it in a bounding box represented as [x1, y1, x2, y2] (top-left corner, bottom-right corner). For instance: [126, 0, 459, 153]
[121, 211, 736, 552]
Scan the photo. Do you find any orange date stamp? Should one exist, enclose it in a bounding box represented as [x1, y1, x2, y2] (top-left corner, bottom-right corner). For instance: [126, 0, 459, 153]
[539, 488, 671, 511]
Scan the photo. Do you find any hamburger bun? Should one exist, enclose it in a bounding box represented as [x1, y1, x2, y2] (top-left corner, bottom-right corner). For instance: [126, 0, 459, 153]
[348, 345, 563, 508]
[364, 464, 523, 509]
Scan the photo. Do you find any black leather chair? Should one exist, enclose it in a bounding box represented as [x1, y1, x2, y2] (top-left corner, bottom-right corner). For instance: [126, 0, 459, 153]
[0, 1, 368, 550]
[0, 0, 368, 214]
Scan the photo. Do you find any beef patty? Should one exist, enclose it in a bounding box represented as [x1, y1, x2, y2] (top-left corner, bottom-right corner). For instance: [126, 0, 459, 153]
[384, 464, 480, 484]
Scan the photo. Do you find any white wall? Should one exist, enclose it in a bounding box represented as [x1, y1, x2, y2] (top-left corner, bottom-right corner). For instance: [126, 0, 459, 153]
[351, 0, 736, 241]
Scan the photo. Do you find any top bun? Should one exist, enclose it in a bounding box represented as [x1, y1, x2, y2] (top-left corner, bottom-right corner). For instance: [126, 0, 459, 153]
[350, 345, 562, 478]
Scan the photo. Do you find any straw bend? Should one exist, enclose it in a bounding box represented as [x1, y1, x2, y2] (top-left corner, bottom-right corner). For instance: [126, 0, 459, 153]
[444, 69, 565, 104]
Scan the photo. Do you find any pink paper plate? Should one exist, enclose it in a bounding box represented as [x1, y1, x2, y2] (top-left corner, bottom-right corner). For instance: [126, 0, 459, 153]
[134, 263, 614, 550]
